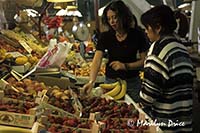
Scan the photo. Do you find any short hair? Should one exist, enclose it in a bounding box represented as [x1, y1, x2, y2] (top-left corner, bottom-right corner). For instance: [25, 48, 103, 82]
[102, 0, 136, 32]
[141, 5, 177, 35]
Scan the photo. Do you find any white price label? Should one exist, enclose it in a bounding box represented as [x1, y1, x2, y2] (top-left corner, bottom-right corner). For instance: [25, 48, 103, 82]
[19, 40, 32, 54]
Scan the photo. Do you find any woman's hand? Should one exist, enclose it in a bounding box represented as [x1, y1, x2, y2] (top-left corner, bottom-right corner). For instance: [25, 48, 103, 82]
[109, 61, 126, 71]
[81, 81, 94, 95]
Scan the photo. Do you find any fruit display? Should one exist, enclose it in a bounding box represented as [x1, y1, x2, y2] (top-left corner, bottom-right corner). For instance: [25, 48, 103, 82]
[73, 61, 104, 77]
[99, 79, 127, 100]
[0, 35, 39, 71]
[1, 29, 47, 56]
[80, 96, 138, 119]
[100, 118, 148, 133]
[0, 98, 38, 114]
[0, 36, 27, 54]
[45, 86, 76, 114]
[0, 39, 156, 132]
[3, 77, 48, 102]
[0, 52, 38, 70]
[0, 98, 37, 128]
[0, 54, 39, 74]
[64, 52, 105, 77]
[44, 115, 93, 133]
[0, 24, 159, 132]
[0, 74, 159, 132]
[15, 56, 29, 65]
[14, 55, 38, 66]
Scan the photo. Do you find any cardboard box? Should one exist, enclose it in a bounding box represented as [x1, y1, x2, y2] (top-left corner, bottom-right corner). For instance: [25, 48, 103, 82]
[0, 98, 36, 128]
[0, 111, 35, 128]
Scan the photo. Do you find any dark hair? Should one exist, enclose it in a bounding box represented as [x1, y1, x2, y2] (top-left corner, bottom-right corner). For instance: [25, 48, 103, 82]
[102, 0, 136, 32]
[174, 10, 189, 38]
[141, 5, 177, 36]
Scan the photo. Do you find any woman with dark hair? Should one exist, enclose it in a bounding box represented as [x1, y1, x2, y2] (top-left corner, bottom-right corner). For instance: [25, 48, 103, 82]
[83, 0, 149, 102]
[140, 5, 193, 132]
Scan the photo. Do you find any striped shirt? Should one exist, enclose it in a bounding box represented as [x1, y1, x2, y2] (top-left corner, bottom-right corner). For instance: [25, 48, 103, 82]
[140, 36, 193, 133]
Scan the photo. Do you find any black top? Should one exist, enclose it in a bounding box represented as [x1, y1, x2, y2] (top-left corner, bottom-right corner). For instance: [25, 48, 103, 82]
[96, 28, 149, 79]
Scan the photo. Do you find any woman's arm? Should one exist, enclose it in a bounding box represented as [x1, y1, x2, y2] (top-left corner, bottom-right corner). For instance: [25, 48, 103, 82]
[82, 50, 104, 94]
[109, 51, 147, 71]
[89, 50, 104, 83]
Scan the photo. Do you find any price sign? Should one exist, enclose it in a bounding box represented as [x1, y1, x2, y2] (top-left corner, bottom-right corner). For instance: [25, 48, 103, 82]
[19, 40, 32, 54]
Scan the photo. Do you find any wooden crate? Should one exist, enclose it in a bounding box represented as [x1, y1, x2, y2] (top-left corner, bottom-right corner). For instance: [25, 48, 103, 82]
[0, 98, 36, 128]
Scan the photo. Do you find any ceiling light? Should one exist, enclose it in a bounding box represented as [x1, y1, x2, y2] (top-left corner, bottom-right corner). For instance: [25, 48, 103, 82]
[87, 23, 91, 27]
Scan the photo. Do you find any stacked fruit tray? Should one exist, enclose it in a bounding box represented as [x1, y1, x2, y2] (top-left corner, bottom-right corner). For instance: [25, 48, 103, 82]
[79, 97, 155, 132]
[0, 98, 38, 128]
[39, 85, 81, 117]
[41, 115, 94, 133]
[0, 73, 161, 132]
[0, 75, 48, 103]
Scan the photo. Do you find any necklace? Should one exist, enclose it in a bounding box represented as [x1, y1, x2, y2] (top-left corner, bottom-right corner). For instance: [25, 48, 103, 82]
[116, 32, 127, 41]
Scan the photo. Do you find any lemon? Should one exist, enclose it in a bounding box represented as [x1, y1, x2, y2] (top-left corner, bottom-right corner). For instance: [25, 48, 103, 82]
[15, 56, 28, 65]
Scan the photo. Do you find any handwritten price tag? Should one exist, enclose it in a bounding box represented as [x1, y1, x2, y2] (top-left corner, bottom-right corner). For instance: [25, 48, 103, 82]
[18, 40, 32, 54]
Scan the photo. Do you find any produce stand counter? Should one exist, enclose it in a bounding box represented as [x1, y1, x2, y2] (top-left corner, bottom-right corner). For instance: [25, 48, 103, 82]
[0, 65, 162, 133]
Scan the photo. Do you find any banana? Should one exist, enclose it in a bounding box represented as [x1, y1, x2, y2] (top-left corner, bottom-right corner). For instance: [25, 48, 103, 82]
[104, 82, 121, 97]
[139, 71, 144, 80]
[113, 79, 127, 100]
[99, 81, 119, 89]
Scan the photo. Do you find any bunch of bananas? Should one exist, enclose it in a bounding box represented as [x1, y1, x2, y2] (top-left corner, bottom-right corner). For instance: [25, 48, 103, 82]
[99, 79, 127, 100]
[139, 71, 144, 80]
